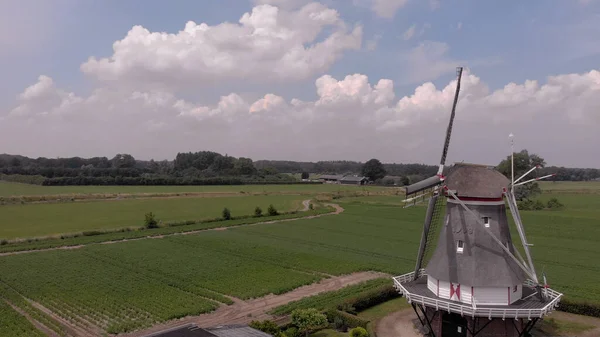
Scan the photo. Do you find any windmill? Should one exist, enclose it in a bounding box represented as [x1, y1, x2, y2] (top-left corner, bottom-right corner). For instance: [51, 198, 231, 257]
[393, 67, 563, 337]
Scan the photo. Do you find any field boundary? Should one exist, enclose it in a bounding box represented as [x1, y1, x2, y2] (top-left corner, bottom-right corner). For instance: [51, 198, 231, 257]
[0, 202, 344, 257]
[122, 271, 388, 337]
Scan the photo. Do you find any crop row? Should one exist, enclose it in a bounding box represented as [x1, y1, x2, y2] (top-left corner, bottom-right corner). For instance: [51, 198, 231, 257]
[0, 251, 219, 334]
[0, 282, 68, 336]
[84, 238, 323, 300]
[0, 299, 46, 337]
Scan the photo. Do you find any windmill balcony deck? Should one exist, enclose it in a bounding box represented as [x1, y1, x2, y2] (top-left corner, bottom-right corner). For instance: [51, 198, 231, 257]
[393, 269, 562, 320]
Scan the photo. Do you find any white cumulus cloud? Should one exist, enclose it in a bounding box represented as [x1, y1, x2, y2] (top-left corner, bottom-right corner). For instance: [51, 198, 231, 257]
[80, 3, 362, 90]
[3, 68, 600, 167]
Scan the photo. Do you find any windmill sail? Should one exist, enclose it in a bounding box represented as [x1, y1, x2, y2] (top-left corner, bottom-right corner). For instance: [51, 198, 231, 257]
[410, 67, 463, 279]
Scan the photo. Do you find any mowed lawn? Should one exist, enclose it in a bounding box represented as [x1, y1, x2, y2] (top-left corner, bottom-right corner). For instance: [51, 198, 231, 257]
[0, 195, 305, 239]
[0, 181, 392, 197]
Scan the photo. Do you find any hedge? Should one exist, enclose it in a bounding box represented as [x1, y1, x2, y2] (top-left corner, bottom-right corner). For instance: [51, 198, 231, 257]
[324, 309, 369, 329]
[338, 284, 400, 312]
[558, 298, 600, 318]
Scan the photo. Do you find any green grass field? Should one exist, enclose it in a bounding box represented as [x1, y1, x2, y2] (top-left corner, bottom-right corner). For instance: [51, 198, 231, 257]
[0, 181, 599, 335]
[0, 195, 306, 240]
[0, 181, 392, 197]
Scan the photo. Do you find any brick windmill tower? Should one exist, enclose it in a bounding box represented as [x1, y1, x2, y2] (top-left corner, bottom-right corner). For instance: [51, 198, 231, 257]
[393, 67, 562, 337]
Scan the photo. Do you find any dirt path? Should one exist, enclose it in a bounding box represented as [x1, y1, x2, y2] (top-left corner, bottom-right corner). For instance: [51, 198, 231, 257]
[123, 271, 388, 337]
[375, 309, 421, 337]
[0, 203, 344, 257]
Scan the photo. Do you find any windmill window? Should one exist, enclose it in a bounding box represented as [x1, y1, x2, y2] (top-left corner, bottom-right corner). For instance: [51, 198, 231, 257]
[456, 240, 464, 253]
[483, 216, 490, 228]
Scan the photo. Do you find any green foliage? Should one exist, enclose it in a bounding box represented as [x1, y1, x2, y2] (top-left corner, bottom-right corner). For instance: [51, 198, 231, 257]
[309, 203, 314, 210]
[349, 327, 369, 337]
[249, 320, 280, 335]
[361, 159, 386, 182]
[291, 308, 328, 337]
[0, 174, 45, 185]
[557, 298, 600, 318]
[144, 212, 158, 228]
[254, 206, 263, 217]
[497, 149, 546, 200]
[268, 204, 279, 216]
[222, 207, 232, 220]
[547, 197, 564, 209]
[284, 327, 300, 337]
[301, 172, 310, 180]
[324, 310, 368, 330]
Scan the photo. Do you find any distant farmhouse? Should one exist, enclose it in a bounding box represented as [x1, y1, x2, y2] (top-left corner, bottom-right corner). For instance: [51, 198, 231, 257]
[318, 174, 368, 185]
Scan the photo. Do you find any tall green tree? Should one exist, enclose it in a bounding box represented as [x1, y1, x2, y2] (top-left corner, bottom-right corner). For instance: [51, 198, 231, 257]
[361, 159, 386, 182]
[497, 149, 546, 200]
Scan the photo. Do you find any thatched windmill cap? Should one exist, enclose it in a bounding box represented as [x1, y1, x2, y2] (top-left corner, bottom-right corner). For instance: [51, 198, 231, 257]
[444, 163, 510, 199]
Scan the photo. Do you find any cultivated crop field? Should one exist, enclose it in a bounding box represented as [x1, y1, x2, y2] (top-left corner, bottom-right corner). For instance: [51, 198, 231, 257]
[0, 181, 598, 335]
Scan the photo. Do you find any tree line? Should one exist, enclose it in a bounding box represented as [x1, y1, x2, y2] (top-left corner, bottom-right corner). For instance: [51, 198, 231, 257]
[0, 149, 598, 186]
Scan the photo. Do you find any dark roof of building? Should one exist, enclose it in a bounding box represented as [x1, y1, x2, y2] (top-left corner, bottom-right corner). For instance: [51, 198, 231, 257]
[340, 176, 368, 182]
[207, 325, 273, 337]
[319, 175, 343, 180]
[444, 163, 510, 198]
[146, 324, 272, 337]
[145, 324, 217, 337]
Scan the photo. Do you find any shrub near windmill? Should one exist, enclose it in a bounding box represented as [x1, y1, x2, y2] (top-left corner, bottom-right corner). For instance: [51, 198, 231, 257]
[393, 67, 562, 337]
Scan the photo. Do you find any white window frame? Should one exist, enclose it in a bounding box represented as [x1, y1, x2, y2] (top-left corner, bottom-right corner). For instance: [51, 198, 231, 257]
[457, 240, 464, 253]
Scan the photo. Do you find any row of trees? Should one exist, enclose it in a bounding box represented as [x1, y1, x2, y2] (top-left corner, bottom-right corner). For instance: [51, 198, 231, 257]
[0, 149, 598, 186]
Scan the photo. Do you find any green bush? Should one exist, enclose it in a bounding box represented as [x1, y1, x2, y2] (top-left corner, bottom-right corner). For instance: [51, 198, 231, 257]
[268, 204, 279, 216]
[284, 327, 300, 337]
[309, 203, 314, 210]
[517, 199, 533, 210]
[254, 206, 263, 217]
[547, 197, 564, 209]
[349, 327, 369, 337]
[333, 316, 347, 332]
[249, 319, 280, 335]
[324, 310, 368, 329]
[144, 212, 158, 229]
[222, 207, 231, 220]
[532, 200, 545, 210]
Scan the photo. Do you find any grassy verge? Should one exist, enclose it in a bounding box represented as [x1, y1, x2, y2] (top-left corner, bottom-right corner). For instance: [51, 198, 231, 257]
[535, 317, 596, 335]
[0, 206, 335, 254]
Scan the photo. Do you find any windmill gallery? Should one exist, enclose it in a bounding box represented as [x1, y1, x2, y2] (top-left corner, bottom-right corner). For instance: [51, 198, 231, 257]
[392, 68, 563, 337]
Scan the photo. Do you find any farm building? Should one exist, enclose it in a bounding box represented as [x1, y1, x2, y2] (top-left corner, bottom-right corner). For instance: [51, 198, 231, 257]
[147, 324, 272, 337]
[318, 174, 344, 183]
[339, 176, 368, 185]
